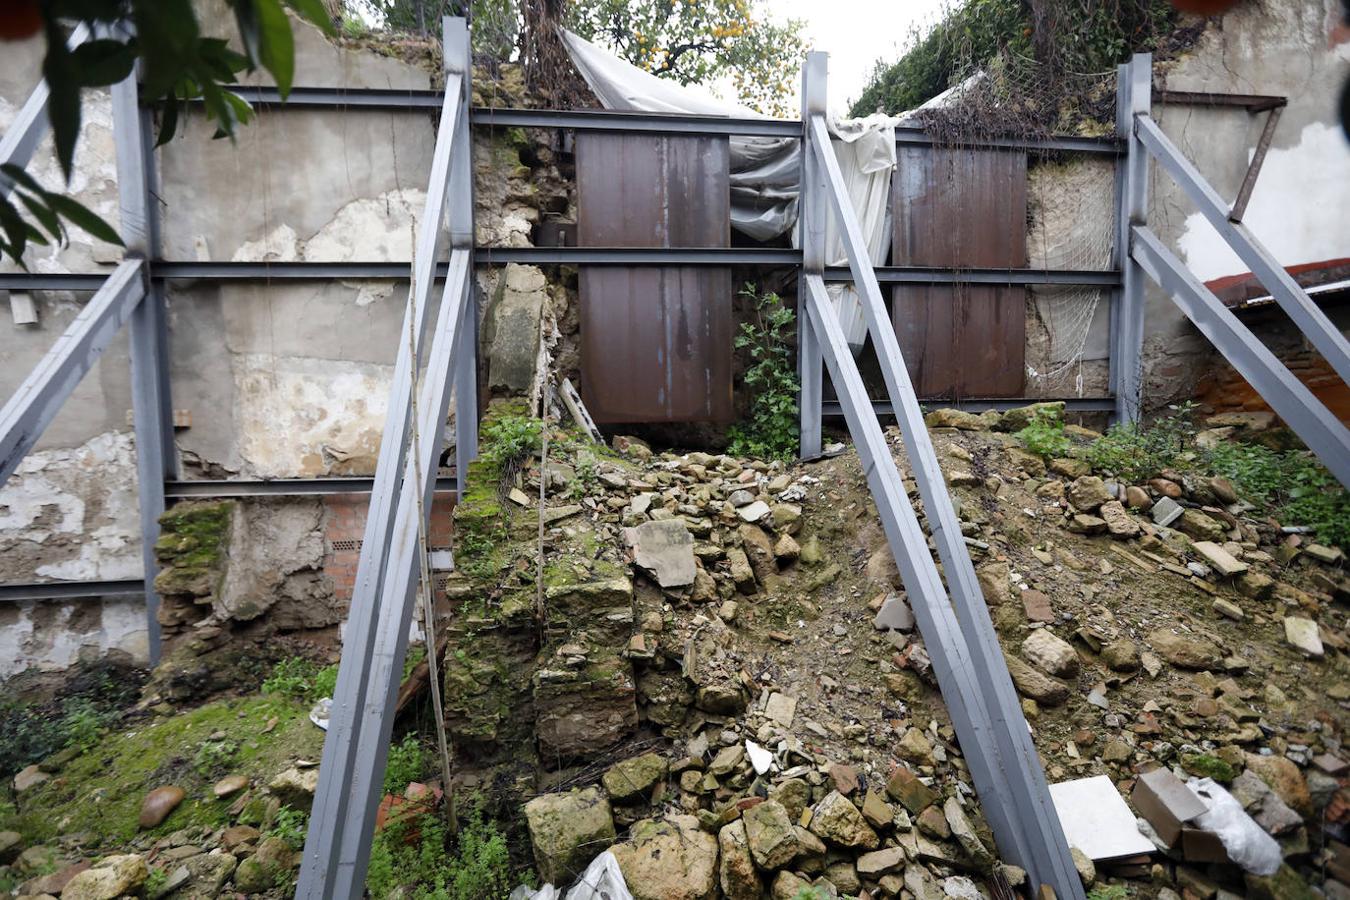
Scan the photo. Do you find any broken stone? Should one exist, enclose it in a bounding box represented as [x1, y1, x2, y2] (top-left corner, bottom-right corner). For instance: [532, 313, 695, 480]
[736, 500, 771, 523]
[624, 520, 697, 588]
[1192, 541, 1248, 576]
[855, 846, 905, 877]
[808, 791, 879, 849]
[1067, 513, 1108, 535]
[524, 786, 617, 885]
[1100, 638, 1140, 672]
[602, 753, 668, 803]
[267, 766, 319, 813]
[944, 796, 992, 864]
[743, 799, 800, 870]
[1244, 753, 1313, 817]
[1068, 476, 1113, 512]
[1283, 617, 1324, 658]
[872, 593, 914, 632]
[1099, 500, 1140, 538]
[1004, 653, 1068, 706]
[138, 785, 186, 828]
[718, 820, 762, 900]
[611, 815, 718, 900]
[61, 854, 148, 900]
[764, 692, 797, 727]
[1022, 628, 1079, 677]
[1021, 589, 1055, 623]
[1177, 509, 1226, 542]
[860, 790, 893, 829]
[886, 766, 936, 814]
[1212, 598, 1245, 621]
[1147, 628, 1223, 670]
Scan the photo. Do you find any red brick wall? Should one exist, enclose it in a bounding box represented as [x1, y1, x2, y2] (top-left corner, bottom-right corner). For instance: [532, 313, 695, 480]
[1196, 344, 1350, 425]
[322, 494, 457, 604]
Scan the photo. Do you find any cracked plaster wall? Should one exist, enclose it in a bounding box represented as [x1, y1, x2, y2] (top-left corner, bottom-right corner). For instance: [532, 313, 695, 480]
[0, 11, 458, 677]
[1022, 0, 1350, 410]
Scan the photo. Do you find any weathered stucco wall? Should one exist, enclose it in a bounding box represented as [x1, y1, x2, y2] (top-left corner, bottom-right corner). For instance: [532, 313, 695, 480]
[0, 14, 446, 676]
[1024, 0, 1350, 408]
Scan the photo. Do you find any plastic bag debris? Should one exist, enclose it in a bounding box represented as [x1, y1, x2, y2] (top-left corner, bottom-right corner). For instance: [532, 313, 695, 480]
[513, 850, 632, 900]
[309, 697, 331, 731]
[1186, 777, 1282, 876]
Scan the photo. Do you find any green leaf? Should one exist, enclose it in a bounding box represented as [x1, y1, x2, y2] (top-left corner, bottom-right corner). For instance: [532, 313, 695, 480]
[16, 191, 63, 242]
[155, 97, 180, 146]
[0, 198, 30, 261]
[70, 39, 137, 87]
[0, 164, 45, 195]
[42, 22, 83, 182]
[255, 0, 296, 97]
[285, 0, 336, 34]
[46, 195, 123, 245]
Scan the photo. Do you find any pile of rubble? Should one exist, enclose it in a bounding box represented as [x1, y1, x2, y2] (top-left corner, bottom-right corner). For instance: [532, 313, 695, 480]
[473, 401, 1348, 899]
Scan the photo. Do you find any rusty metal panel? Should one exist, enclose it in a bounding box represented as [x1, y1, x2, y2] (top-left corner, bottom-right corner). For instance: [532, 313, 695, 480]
[891, 147, 1028, 397]
[576, 133, 733, 423]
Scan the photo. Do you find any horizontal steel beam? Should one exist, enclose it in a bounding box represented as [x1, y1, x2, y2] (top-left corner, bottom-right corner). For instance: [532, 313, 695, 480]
[0, 260, 147, 484]
[473, 106, 801, 138]
[164, 476, 458, 498]
[1131, 225, 1350, 490]
[212, 85, 444, 111]
[1, 261, 1119, 288]
[894, 129, 1122, 155]
[824, 396, 1116, 416]
[0, 579, 145, 602]
[1153, 89, 1286, 112]
[855, 267, 1119, 287]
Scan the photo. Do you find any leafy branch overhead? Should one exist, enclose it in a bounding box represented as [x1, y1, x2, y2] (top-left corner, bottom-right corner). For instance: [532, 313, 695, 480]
[1, 0, 335, 265]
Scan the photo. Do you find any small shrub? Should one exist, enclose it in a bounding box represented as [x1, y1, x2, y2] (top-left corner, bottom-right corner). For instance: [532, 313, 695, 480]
[1087, 886, 1130, 900]
[384, 734, 427, 795]
[727, 284, 799, 461]
[143, 867, 169, 897]
[1084, 402, 1200, 482]
[1015, 407, 1069, 459]
[261, 657, 336, 702]
[192, 738, 239, 777]
[266, 805, 309, 851]
[478, 414, 543, 479]
[366, 810, 514, 900]
[61, 698, 107, 752]
[1207, 442, 1350, 547]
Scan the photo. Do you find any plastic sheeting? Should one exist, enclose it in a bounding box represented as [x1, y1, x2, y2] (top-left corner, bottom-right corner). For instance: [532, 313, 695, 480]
[560, 28, 899, 351]
[1187, 777, 1282, 876]
[512, 850, 632, 900]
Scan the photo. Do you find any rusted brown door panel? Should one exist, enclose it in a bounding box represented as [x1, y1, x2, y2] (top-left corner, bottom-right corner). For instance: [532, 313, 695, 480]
[893, 285, 1027, 397]
[891, 146, 1027, 397]
[576, 133, 733, 423]
[580, 267, 734, 423]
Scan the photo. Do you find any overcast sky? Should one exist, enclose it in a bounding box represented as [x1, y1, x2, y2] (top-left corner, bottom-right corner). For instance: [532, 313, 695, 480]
[770, 0, 949, 113]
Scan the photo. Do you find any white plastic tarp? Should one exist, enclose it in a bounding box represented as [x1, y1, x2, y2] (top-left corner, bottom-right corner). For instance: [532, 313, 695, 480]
[560, 28, 898, 351]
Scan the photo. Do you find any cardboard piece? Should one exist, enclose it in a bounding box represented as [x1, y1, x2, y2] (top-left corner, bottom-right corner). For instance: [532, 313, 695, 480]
[1131, 768, 1209, 847]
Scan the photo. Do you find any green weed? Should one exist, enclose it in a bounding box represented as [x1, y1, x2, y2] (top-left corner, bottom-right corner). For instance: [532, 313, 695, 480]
[727, 284, 799, 461]
[384, 734, 428, 795]
[266, 805, 309, 851]
[1015, 406, 1069, 459]
[366, 810, 514, 900]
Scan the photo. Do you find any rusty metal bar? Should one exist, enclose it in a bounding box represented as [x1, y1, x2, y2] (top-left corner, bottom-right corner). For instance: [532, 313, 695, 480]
[1229, 104, 1282, 223]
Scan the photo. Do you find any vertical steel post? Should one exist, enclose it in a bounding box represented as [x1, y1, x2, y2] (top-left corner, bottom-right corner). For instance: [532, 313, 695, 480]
[1112, 53, 1151, 425]
[112, 48, 176, 665]
[298, 38, 467, 899]
[797, 52, 827, 458]
[447, 16, 478, 478]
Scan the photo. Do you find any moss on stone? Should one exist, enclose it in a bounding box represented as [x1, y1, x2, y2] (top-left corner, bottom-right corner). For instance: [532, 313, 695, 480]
[1181, 752, 1236, 782]
[2, 696, 321, 849]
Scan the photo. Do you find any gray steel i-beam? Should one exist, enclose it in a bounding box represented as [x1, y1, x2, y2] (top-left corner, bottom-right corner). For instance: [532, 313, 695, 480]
[1134, 114, 1350, 389]
[112, 44, 176, 666]
[446, 17, 478, 480]
[796, 51, 827, 460]
[335, 250, 472, 895]
[297, 56, 469, 898]
[1110, 53, 1151, 426]
[1131, 226, 1350, 490]
[0, 260, 147, 485]
[807, 108, 1083, 897]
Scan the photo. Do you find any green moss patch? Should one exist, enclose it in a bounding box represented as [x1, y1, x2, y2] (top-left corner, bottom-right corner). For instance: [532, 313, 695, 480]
[4, 695, 322, 848]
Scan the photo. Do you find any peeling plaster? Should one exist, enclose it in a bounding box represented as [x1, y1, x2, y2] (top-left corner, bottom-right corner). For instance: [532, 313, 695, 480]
[0, 431, 142, 583]
[0, 599, 147, 680]
[1177, 121, 1350, 282]
[234, 353, 392, 477]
